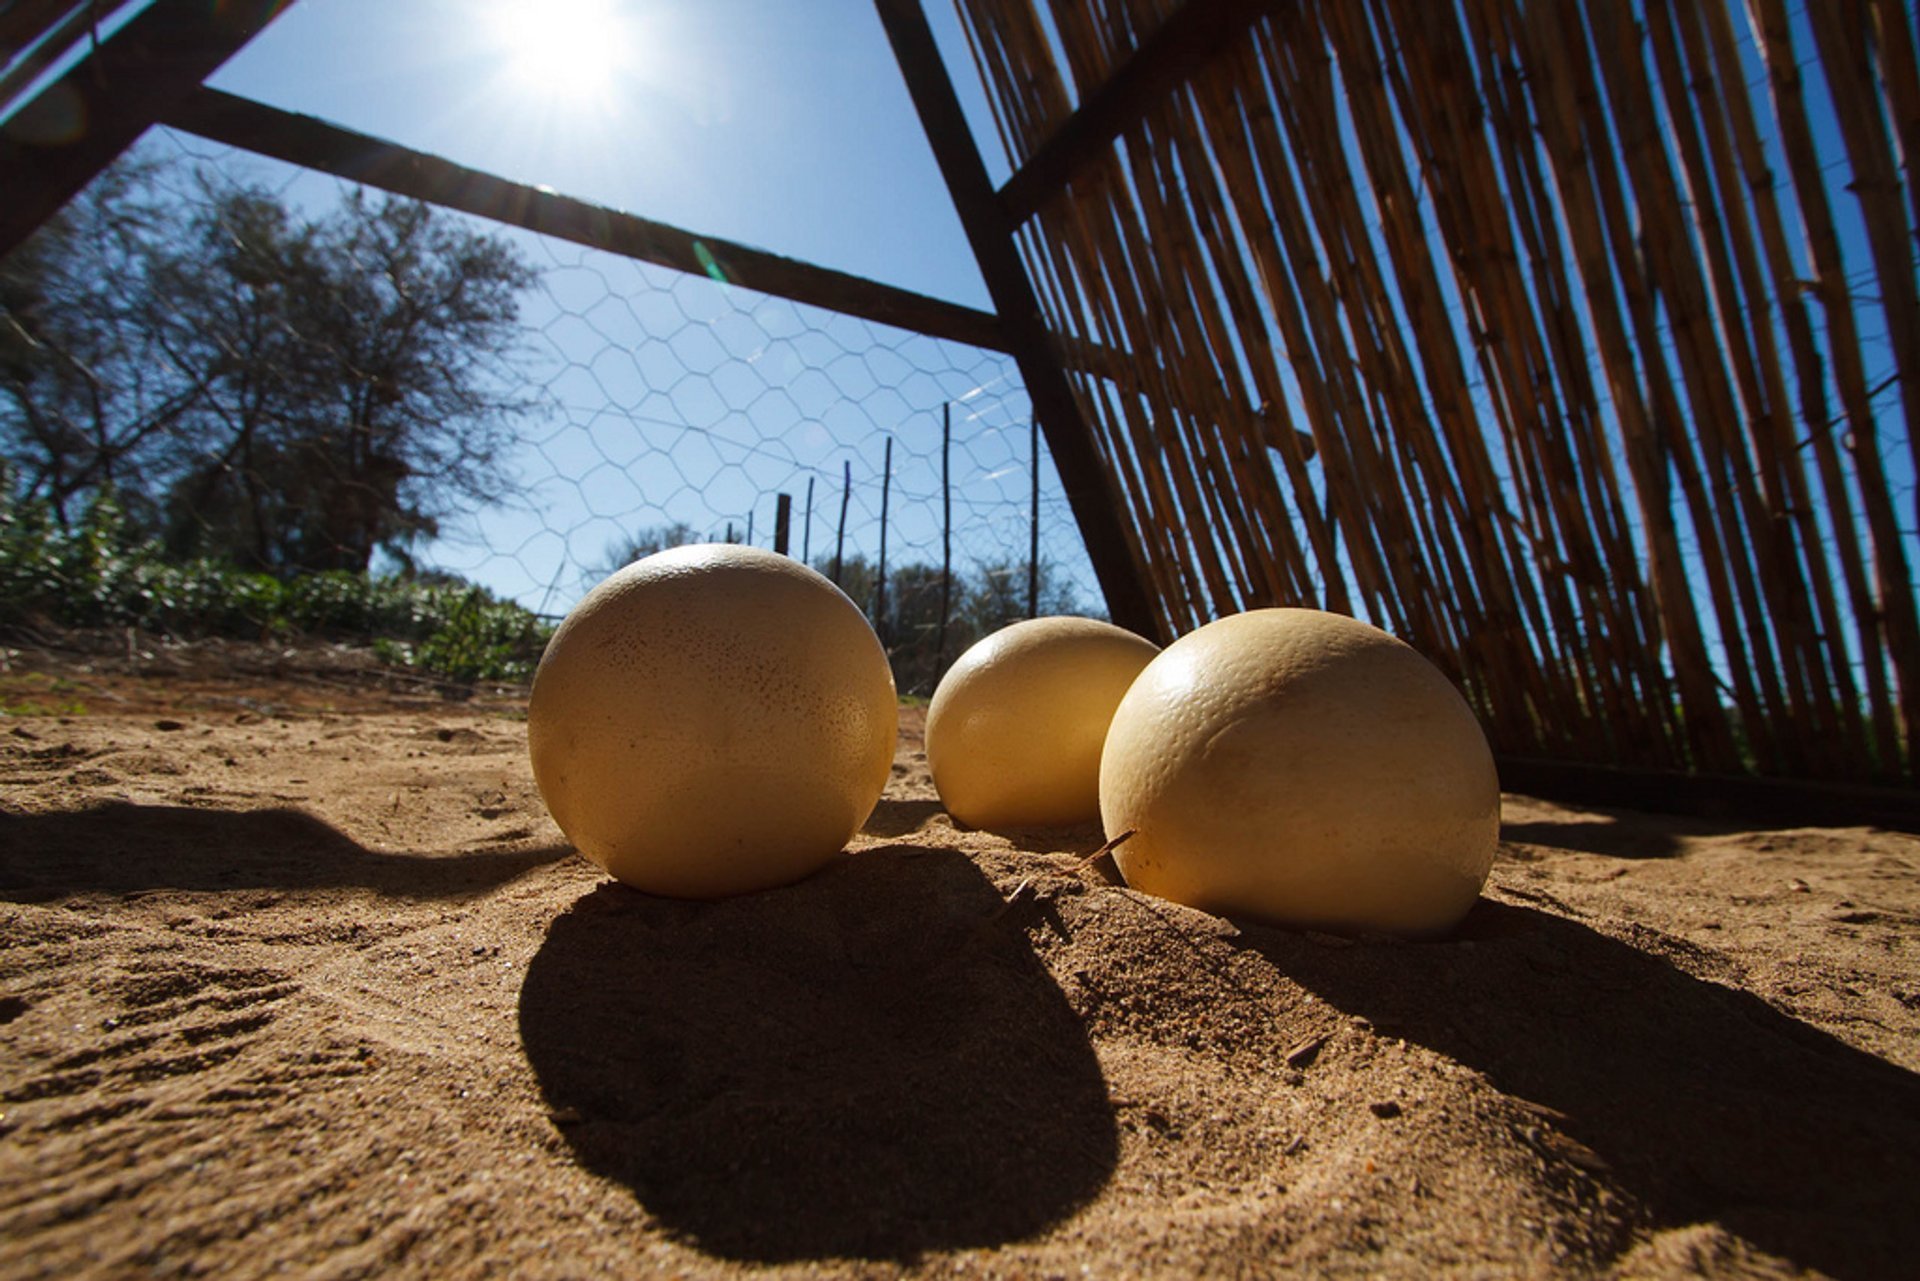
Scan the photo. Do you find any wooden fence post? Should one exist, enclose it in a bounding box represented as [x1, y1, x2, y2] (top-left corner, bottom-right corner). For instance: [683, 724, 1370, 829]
[876, 436, 894, 642]
[939, 404, 953, 667]
[833, 460, 851, 586]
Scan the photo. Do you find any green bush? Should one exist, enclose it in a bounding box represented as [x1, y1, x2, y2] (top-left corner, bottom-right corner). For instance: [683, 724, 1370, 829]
[374, 589, 546, 686]
[0, 484, 549, 685]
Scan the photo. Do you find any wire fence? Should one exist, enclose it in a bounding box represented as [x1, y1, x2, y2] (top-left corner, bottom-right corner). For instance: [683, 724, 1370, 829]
[3, 128, 1105, 693]
[480, 222, 1102, 693]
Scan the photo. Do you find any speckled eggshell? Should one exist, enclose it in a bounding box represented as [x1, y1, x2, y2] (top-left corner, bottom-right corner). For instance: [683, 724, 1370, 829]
[1099, 608, 1497, 937]
[926, 616, 1160, 829]
[527, 544, 896, 898]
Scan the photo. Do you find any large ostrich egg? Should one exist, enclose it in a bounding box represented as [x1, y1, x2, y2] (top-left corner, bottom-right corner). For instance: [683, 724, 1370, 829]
[527, 544, 896, 897]
[927, 616, 1160, 829]
[1099, 608, 1497, 936]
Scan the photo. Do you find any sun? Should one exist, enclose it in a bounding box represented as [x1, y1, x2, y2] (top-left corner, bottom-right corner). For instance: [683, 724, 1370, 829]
[484, 0, 637, 107]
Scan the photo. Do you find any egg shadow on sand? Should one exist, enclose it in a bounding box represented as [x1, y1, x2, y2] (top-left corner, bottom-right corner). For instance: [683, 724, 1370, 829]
[0, 802, 567, 900]
[1237, 900, 1920, 1279]
[517, 846, 1118, 1263]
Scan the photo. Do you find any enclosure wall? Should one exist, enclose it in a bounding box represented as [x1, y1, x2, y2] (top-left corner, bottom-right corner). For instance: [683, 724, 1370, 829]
[955, 0, 1920, 783]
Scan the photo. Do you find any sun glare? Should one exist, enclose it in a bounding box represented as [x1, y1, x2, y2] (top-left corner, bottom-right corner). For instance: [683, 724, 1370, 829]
[485, 0, 636, 107]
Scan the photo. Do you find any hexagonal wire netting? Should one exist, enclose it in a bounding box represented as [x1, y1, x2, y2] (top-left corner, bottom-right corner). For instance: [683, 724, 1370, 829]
[142, 130, 1104, 690]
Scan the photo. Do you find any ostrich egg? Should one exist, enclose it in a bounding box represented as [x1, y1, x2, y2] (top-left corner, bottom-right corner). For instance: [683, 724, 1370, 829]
[1099, 608, 1497, 936]
[527, 544, 896, 897]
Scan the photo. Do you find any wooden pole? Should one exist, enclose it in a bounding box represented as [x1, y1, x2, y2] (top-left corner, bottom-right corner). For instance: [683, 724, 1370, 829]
[997, 0, 1280, 223]
[160, 88, 1011, 356]
[874, 0, 1165, 642]
[939, 405, 953, 667]
[833, 460, 851, 587]
[0, 0, 298, 260]
[774, 492, 792, 556]
[1029, 415, 1041, 619]
[803, 477, 815, 563]
[876, 436, 894, 642]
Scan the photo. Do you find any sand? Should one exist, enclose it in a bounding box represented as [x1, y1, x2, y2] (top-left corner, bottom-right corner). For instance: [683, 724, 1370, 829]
[1, 632, 1917, 1279]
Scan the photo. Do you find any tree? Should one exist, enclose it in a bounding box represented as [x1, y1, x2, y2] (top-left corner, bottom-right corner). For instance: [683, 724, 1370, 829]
[963, 556, 1084, 635]
[876, 561, 964, 696]
[809, 553, 1090, 695]
[0, 151, 540, 574]
[0, 156, 194, 527]
[815, 552, 879, 620]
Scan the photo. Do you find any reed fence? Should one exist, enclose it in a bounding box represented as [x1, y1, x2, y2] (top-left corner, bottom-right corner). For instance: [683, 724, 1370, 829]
[955, 0, 1920, 783]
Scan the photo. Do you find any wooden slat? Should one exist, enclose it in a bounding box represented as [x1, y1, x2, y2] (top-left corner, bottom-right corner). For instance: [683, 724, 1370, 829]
[955, 0, 1920, 785]
[0, 1, 95, 117]
[0, 0, 296, 259]
[0, 0, 84, 73]
[1496, 756, 1920, 835]
[998, 0, 1276, 224]
[1752, 0, 1920, 779]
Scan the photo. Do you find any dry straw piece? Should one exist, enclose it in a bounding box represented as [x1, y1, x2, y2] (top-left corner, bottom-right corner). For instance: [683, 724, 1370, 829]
[956, 0, 1920, 784]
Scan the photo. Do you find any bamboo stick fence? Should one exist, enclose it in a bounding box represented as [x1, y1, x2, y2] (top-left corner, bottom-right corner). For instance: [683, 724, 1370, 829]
[955, 0, 1920, 784]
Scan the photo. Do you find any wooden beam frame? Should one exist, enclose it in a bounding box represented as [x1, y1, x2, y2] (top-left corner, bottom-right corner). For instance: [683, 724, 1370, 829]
[0, 0, 295, 260]
[158, 87, 1011, 356]
[874, 0, 1163, 640]
[996, 0, 1277, 224]
[0, 2, 98, 119]
[0, 2, 89, 78]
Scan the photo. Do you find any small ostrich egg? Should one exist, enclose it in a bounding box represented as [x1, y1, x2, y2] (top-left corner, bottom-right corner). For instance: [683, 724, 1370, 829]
[527, 544, 896, 898]
[1099, 608, 1497, 937]
[926, 616, 1160, 829]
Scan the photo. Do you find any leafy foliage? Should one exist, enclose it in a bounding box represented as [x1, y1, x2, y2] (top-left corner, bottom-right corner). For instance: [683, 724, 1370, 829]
[0, 482, 548, 684]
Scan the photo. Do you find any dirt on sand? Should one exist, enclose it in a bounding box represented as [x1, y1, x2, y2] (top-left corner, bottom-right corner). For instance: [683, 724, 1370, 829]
[1, 631, 1917, 1278]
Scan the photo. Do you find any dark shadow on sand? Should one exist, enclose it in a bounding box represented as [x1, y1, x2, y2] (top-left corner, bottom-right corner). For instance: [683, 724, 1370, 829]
[1238, 901, 1920, 1279]
[517, 846, 1118, 1263]
[859, 797, 946, 837]
[0, 802, 568, 900]
[1499, 812, 1687, 859]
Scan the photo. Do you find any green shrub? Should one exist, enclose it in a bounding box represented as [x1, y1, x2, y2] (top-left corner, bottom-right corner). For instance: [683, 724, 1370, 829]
[374, 588, 547, 686]
[0, 483, 549, 685]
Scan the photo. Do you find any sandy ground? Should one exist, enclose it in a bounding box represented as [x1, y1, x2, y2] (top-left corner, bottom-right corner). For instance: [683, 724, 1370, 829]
[1, 633, 1917, 1279]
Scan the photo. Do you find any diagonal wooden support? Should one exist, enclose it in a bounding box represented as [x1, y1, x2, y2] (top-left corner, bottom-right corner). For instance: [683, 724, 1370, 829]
[158, 87, 1012, 356]
[873, 0, 1164, 641]
[0, 0, 297, 260]
[995, 0, 1278, 225]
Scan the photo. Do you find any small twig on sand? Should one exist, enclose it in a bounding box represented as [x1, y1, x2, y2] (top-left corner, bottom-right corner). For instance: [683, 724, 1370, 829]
[1284, 1033, 1329, 1068]
[990, 829, 1138, 923]
[1069, 827, 1136, 877]
[990, 878, 1037, 922]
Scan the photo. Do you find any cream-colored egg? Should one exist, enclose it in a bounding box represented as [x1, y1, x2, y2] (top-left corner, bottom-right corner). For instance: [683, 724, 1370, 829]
[527, 544, 896, 897]
[1099, 608, 1497, 937]
[927, 616, 1160, 829]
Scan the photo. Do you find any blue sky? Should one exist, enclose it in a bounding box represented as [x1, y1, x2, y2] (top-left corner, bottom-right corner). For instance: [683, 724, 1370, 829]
[180, 0, 1096, 616]
[208, 0, 1005, 307]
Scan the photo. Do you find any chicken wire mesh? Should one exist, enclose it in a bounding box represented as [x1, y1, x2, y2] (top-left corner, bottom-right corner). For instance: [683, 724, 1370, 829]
[13, 128, 1106, 690]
